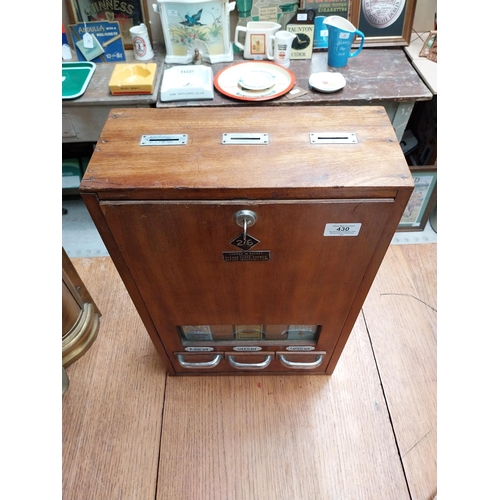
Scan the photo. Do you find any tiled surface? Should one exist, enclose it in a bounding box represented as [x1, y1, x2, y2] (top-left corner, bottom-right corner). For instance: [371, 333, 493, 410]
[62, 198, 437, 258]
[62, 199, 109, 258]
[404, 31, 437, 94]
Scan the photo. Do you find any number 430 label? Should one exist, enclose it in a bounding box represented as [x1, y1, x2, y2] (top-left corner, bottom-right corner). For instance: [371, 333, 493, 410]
[324, 223, 362, 236]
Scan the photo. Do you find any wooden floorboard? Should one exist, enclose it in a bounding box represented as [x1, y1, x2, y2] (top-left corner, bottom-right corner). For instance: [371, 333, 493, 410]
[62, 257, 167, 500]
[362, 244, 437, 500]
[157, 315, 408, 500]
[62, 243, 437, 500]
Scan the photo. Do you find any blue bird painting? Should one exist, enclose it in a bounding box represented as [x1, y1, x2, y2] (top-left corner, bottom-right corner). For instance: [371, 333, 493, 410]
[180, 9, 204, 26]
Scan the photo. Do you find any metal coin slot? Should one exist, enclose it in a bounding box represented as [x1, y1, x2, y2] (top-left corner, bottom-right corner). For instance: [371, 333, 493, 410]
[140, 134, 188, 146]
[222, 133, 269, 145]
[309, 133, 358, 144]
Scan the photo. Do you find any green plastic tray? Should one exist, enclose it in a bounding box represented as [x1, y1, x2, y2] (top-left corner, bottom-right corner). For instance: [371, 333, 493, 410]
[62, 62, 96, 100]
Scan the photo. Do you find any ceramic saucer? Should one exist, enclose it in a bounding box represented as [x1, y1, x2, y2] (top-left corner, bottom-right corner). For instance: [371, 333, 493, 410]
[238, 70, 276, 90]
[309, 72, 346, 93]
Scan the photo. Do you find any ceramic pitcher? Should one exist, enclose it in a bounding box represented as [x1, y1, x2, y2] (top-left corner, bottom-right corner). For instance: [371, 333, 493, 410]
[323, 16, 364, 68]
[234, 21, 281, 60]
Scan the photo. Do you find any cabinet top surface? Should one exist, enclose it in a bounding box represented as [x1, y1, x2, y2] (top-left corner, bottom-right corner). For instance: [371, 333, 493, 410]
[81, 106, 414, 200]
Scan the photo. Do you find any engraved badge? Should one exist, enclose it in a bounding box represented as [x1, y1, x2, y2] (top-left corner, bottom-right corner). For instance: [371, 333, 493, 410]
[223, 209, 270, 262]
[231, 233, 260, 251]
[362, 0, 406, 29]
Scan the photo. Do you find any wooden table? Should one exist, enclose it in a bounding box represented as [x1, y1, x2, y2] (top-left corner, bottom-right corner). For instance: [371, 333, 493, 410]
[62, 50, 164, 143]
[158, 49, 432, 142]
[62, 47, 432, 143]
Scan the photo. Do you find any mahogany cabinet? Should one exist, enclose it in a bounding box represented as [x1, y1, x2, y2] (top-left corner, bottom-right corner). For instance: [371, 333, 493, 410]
[80, 106, 413, 375]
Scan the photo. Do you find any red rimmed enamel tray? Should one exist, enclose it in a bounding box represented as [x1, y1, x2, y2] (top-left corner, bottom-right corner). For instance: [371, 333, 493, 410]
[214, 61, 295, 102]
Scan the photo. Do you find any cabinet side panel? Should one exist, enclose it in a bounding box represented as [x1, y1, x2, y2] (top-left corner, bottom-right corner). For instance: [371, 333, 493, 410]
[81, 193, 175, 374]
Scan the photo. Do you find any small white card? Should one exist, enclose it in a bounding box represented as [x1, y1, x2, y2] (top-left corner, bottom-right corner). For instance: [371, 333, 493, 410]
[83, 32, 94, 48]
[324, 223, 362, 236]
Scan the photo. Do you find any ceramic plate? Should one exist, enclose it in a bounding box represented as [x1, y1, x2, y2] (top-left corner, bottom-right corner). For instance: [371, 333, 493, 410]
[309, 72, 346, 93]
[238, 70, 276, 90]
[215, 61, 295, 102]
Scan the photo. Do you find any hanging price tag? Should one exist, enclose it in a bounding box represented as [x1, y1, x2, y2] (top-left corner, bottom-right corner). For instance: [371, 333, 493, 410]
[83, 32, 94, 48]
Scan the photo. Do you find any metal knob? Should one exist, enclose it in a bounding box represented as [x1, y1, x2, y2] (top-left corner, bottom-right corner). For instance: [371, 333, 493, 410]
[234, 210, 257, 244]
[234, 210, 257, 228]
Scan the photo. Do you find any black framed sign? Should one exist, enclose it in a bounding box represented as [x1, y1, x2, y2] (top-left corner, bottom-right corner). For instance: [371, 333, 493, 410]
[66, 0, 150, 49]
[349, 0, 416, 47]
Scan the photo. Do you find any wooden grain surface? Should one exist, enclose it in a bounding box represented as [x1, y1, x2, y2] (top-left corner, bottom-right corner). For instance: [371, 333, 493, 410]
[362, 244, 437, 500]
[62, 50, 163, 107]
[81, 106, 413, 201]
[62, 257, 167, 500]
[62, 243, 436, 500]
[157, 316, 409, 500]
[157, 49, 432, 108]
[61, 49, 431, 110]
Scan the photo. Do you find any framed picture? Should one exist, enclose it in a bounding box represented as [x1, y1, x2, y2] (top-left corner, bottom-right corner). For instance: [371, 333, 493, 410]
[397, 166, 437, 232]
[419, 30, 437, 62]
[349, 0, 416, 47]
[65, 0, 150, 49]
[153, 0, 234, 64]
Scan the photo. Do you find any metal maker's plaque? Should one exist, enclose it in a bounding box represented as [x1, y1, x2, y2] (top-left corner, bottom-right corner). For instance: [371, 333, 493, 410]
[222, 251, 270, 262]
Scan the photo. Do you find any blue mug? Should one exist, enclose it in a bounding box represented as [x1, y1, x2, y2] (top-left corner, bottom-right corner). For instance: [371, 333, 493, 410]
[324, 16, 364, 68]
[313, 16, 328, 49]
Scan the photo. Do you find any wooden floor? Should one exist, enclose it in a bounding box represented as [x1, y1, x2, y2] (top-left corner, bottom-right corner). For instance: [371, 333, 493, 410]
[62, 243, 437, 500]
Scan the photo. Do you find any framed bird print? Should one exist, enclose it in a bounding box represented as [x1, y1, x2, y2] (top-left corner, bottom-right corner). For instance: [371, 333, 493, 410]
[154, 0, 235, 64]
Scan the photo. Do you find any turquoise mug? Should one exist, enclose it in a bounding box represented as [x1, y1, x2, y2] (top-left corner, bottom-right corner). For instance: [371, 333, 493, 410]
[313, 16, 328, 49]
[324, 16, 364, 68]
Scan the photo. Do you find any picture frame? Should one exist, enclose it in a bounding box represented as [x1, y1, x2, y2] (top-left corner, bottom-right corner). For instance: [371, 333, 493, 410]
[419, 30, 437, 62]
[349, 0, 416, 47]
[153, 0, 235, 64]
[397, 166, 437, 232]
[65, 0, 150, 49]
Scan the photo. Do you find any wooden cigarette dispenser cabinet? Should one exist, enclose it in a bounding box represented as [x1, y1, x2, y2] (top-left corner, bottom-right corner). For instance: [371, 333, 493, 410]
[80, 106, 413, 375]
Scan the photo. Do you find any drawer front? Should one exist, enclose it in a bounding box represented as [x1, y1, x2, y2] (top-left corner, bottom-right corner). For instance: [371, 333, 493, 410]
[173, 351, 328, 374]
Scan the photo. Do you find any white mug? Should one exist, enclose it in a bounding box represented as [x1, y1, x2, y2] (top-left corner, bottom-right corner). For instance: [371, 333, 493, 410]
[130, 23, 154, 61]
[234, 22, 280, 60]
[269, 30, 296, 68]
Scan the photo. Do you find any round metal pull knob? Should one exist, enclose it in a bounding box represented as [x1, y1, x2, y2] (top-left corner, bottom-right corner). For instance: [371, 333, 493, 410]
[234, 210, 257, 245]
[234, 210, 257, 228]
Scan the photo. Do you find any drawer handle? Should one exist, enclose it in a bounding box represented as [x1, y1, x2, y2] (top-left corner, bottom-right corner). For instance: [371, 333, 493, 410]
[176, 353, 222, 369]
[227, 355, 272, 370]
[278, 354, 324, 369]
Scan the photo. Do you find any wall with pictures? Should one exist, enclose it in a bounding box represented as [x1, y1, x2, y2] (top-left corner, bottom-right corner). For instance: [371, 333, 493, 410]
[412, 0, 436, 32]
[62, 0, 437, 50]
[62, 0, 165, 49]
[62, 0, 347, 49]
